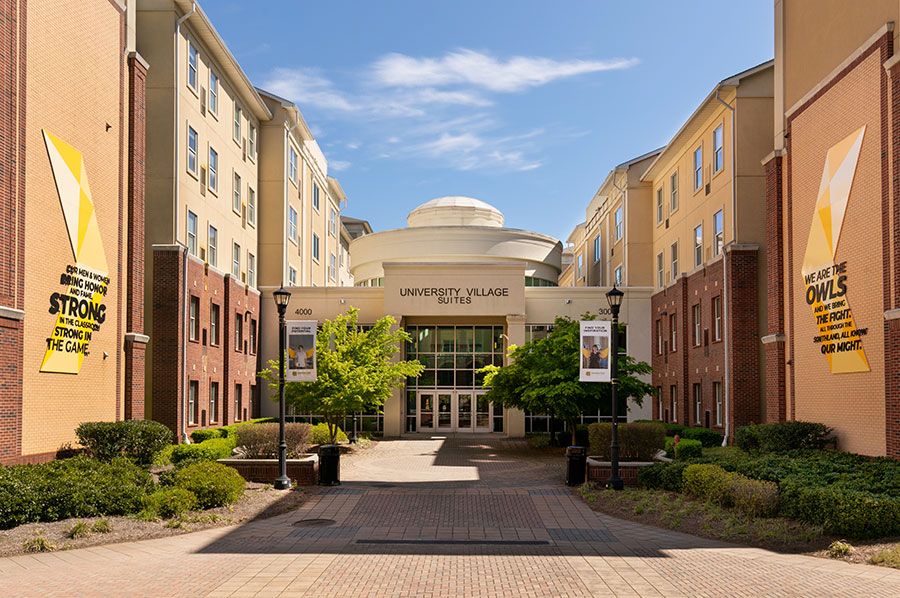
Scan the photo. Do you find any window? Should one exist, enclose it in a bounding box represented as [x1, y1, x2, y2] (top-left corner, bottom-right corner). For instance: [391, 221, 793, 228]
[670, 171, 679, 212]
[247, 253, 255, 288]
[614, 266, 622, 286]
[713, 210, 724, 256]
[248, 124, 256, 160]
[713, 125, 724, 172]
[186, 211, 197, 256]
[670, 385, 677, 422]
[234, 384, 242, 421]
[577, 254, 584, 280]
[288, 146, 298, 184]
[694, 146, 703, 190]
[208, 72, 218, 115]
[288, 207, 297, 243]
[247, 187, 255, 226]
[189, 296, 199, 341]
[670, 313, 677, 352]
[208, 225, 217, 267]
[232, 242, 240, 277]
[233, 103, 242, 143]
[188, 380, 198, 425]
[670, 241, 678, 282]
[694, 383, 702, 424]
[656, 188, 664, 224]
[614, 206, 623, 240]
[288, 267, 297, 286]
[209, 382, 219, 423]
[658, 392, 663, 423]
[249, 319, 257, 355]
[208, 147, 218, 192]
[233, 172, 241, 214]
[234, 312, 243, 352]
[210, 303, 220, 346]
[187, 42, 197, 91]
[329, 208, 336, 236]
[656, 252, 664, 288]
[312, 233, 320, 262]
[713, 296, 722, 341]
[593, 236, 600, 263]
[694, 224, 703, 267]
[656, 319, 662, 355]
[693, 303, 702, 346]
[329, 253, 336, 281]
[714, 382, 723, 425]
[187, 127, 198, 175]
[313, 182, 320, 211]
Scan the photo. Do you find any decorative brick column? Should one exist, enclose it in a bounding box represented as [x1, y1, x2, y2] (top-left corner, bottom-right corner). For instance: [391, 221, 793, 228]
[762, 151, 787, 423]
[726, 245, 761, 435]
[152, 245, 185, 439]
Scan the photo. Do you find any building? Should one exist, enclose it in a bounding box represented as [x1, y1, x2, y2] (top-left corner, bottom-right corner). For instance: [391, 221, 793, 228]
[136, 0, 271, 441]
[765, 0, 900, 457]
[1, 0, 147, 464]
[259, 197, 654, 436]
[643, 61, 774, 439]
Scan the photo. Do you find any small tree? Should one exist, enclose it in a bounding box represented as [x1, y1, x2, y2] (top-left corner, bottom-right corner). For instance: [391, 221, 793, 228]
[261, 308, 423, 445]
[480, 314, 654, 445]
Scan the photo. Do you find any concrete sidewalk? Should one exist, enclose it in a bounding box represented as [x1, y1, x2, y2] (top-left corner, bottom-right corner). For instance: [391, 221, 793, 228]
[3, 437, 899, 597]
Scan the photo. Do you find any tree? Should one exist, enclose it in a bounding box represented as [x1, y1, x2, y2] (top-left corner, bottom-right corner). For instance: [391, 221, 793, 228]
[261, 308, 423, 444]
[480, 314, 654, 445]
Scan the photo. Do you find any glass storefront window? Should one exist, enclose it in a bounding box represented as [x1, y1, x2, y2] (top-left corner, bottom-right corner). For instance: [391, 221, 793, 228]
[437, 326, 455, 352]
[437, 370, 455, 387]
[417, 327, 435, 353]
[436, 353, 455, 369]
[473, 326, 493, 352]
[456, 327, 473, 352]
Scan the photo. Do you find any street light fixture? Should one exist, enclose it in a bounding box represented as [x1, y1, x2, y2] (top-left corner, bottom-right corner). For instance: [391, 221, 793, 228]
[606, 284, 624, 491]
[273, 286, 292, 490]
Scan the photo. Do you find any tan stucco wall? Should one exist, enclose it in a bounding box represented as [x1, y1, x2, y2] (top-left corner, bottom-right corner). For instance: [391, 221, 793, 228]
[22, 0, 126, 454]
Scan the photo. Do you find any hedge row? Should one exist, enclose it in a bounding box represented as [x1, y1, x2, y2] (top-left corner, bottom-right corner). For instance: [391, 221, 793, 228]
[190, 418, 276, 443]
[734, 421, 834, 453]
[588, 423, 665, 460]
[634, 420, 723, 447]
[76, 420, 172, 465]
[171, 436, 237, 464]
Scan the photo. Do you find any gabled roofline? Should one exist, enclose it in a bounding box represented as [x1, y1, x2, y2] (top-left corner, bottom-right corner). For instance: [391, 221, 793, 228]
[256, 88, 315, 142]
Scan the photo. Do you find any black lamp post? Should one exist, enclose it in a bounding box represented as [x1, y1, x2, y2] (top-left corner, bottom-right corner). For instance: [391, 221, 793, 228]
[606, 284, 624, 491]
[273, 286, 292, 490]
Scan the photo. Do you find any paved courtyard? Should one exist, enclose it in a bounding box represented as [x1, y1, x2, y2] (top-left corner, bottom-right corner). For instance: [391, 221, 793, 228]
[3, 437, 900, 597]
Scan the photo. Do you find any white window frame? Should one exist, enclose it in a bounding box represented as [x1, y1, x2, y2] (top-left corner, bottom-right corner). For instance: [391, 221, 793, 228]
[232, 242, 241, 278]
[593, 236, 600, 263]
[187, 127, 198, 175]
[670, 171, 679, 213]
[288, 146, 298, 185]
[248, 252, 255, 289]
[329, 253, 336, 281]
[614, 206, 623, 241]
[187, 41, 198, 92]
[248, 124, 256, 161]
[656, 319, 663, 355]
[208, 224, 217, 267]
[210, 302, 220, 346]
[714, 210, 724, 257]
[693, 303, 702, 346]
[189, 295, 199, 342]
[247, 187, 256, 227]
[656, 187, 664, 225]
[187, 210, 197, 256]
[209, 382, 219, 423]
[694, 383, 702, 425]
[233, 172, 242, 215]
[288, 267, 297, 286]
[329, 208, 337, 237]
[614, 266, 622, 286]
[288, 207, 298, 243]
[234, 383, 242, 421]
[713, 296, 722, 341]
[693, 146, 703, 190]
[670, 313, 677, 352]
[694, 224, 703, 267]
[208, 147, 218, 192]
[313, 182, 320, 211]
[577, 254, 584, 280]
[671, 386, 678, 422]
[233, 103, 242, 144]
[312, 232, 320, 262]
[188, 380, 198, 425]
[670, 241, 678, 282]
[208, 71, 218, 116]
[713, 125, 724, 173]
[715, 382, 723, 425]
[656, 252, 664, 288]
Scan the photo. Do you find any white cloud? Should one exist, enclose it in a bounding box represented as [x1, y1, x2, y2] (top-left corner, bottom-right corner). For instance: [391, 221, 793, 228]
[262, 67, 359, 112]
[410, 131, 542, 173]
[346, 141, 361, 150]
[372, 49, 638, 92]
[329, 160, 351, 172]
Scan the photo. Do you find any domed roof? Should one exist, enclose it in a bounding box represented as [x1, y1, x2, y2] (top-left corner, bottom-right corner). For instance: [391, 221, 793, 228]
[407, 196, 504, 228]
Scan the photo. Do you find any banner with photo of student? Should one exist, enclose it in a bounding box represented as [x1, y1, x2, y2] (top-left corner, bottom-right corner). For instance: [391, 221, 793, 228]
[579, 320, 611, 382]
[286, 320, 317, 382]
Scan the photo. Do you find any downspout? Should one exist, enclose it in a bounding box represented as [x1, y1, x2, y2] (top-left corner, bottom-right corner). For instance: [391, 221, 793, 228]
[175, 3, 195, 444]
[611, 171, 627, 286]
[715, 88, 736, 446]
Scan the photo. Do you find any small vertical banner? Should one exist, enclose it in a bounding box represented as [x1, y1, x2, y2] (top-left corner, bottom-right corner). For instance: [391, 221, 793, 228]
[579, 320, 611, 382]
[286, 321, 317, 382]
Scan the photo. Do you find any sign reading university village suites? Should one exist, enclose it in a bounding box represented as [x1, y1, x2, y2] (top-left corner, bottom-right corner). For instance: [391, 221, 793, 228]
[383, 263, 525, 316]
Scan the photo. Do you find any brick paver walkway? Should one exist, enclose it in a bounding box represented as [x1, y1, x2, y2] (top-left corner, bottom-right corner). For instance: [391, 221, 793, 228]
[3, 436, 900, 597]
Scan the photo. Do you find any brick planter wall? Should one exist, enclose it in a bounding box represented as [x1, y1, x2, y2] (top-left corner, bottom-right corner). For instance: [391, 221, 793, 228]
[586, 459, 654, 488]
[218, 456, 318, 485]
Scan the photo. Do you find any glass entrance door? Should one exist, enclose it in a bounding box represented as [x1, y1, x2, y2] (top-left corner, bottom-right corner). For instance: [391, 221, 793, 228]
[457, 393, 472, 430]
[419, 392, 434, 430]
[437, 393, 453, 430]
[417, 390, 501, 433]
[474, 393, 491, 432]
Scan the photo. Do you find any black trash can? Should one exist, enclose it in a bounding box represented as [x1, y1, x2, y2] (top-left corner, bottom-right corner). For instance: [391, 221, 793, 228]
[565, 446, 587, 486]
[318, 444, 341, 486]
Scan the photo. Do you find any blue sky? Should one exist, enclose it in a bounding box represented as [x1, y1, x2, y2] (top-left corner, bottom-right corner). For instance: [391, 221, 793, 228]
[204, 1, 773, 242]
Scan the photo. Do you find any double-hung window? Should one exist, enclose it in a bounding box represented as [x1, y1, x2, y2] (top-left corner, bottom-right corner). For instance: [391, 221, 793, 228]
[233, 104, 242, 144]
[656, 252, 664, 288]
[234, 313, 243, 352]
[188, 381, 198, 425]
[312, 233, 320, 262]
[233, 172, 241, 214]
[593, 236, 600, 263]
[614, 206, 623, 240]
[208, 225, 217, 267]
[694, 146, 703, 190]
[187, 42, 198, 91]
[713, 125, 724, 172]
[656, 188, 664, 224]
[232, 242, 240, 277]
[288, 267, 297, 286]
[713, 296, 722, 341]
[714, 382, 723, 425]
[329, 209, 336, 236]
[288, 146, 298, 184]
[577, 254, 584, 280]
[313, 182, 320, 211]
[670, 241, 678, 282]
[247, 187, 256, 226]
[714, 210, 724, 256]
[187, 127, 198, 175]
[694, 224, 703, 267]
[693, 303, 702, 346]
[248, 125, 256, 160]
[247, 253, 255, 288]
[209, 382, 219, 423]
[694, 384, 702, 424]
[208, 147, 218, 192]
[210, 303, 220, 346]
[670, 314, 677, 352]
[187, 211, 197, 256]
[189, 296, 199, 341]
[670, 171, 678, 212]
[329, 253, 336, 280]
[208, 72, 218, 116]
[288, 207, 297, 242]
[614, 266, 622, 286]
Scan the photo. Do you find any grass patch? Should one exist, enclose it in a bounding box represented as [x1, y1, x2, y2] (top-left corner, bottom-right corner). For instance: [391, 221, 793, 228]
[23, 534, 55, 553]
[66, 521, 90, 539]
[91, 519, 112, 534]
[872, 545, 900, 568]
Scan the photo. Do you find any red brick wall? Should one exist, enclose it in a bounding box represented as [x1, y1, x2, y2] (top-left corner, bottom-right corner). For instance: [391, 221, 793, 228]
[0, 0, 26, 463]
[764, 154, 787, 423]
[728, 249, 761, 430]
[152, 246, 185, 438]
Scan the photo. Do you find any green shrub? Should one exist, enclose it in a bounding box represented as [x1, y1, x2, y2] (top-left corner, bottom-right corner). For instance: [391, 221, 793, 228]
[779, 481, 900, 538]
[91, 519, 111, 533]
[234, 423, 311, 458]
[664, 436, 676, 458]
[76, 420, 173, 465]
[574, 424, 590, 448]
[0, 456, 154, 529]
[588, 422, 665, 461]
[171, 462, 245, 509]
[734, 424, 761, 452]
[171, 437, 236, 464]
[727, 476, 780, 517]
[23, 534, 55, 553]
[680, 427, 723, 448]
[735, 422, 833, 453]
[527, 434, 551, 449]
[66, 521, 91, 539]
[153, 444, 176, 466]
[141, 487, 198, 519]
[214, 418, 277, 439]
[683, 464, 736, 504]
[637, 462, 668, 489]
[310, 423, 348, 444]
[659, 461, 690, 492]
[190, 428, 224, 443]
[674, 438, 702, 460]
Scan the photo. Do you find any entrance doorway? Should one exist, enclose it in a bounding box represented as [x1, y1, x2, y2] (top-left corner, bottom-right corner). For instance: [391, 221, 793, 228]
[417, 391, 499, 433]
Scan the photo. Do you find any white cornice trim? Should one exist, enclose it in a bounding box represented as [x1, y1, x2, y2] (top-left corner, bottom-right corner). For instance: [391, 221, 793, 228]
[125, 332, 150, 344]
[761, 333, 786, 345]
[0, 306, 25, 321]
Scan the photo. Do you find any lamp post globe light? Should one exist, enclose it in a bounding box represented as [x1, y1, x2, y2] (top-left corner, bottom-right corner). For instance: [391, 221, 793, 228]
[606, 284, 624, 491]
[273, 286, 292, 490]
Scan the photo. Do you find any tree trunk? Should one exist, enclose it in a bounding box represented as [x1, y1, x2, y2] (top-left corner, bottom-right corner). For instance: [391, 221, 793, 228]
[549, 409, 556, 446]
[568, 418, 578, 446]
